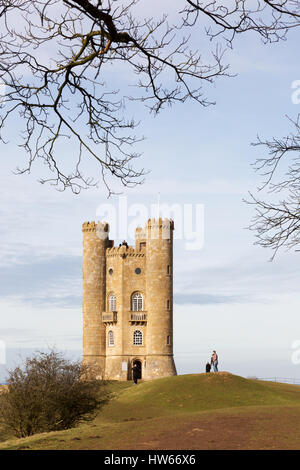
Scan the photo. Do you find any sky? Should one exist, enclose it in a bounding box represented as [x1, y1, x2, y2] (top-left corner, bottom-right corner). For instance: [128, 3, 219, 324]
[1, 1, 300, 382]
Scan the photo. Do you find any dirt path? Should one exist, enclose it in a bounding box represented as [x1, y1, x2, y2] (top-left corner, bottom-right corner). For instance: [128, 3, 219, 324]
[136, 406, 300, 450]
[47, 405, 300, 451]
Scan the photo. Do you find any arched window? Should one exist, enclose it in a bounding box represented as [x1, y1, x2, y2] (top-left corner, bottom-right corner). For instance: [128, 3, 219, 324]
[108, 294, 116, 311]
[133, 330, 143, 345]
[108, 330, 114, 346]
[131, 292, 143, 311]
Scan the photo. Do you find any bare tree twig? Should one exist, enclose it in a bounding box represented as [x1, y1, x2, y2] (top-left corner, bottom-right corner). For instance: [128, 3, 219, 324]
[245, 116, 300, 258]
[1, 1, 300, 196]
[0, 0, 229, 193]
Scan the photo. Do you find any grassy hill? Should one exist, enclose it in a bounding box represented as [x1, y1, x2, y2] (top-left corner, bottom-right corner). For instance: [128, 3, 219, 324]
[1, 372, 300, 450]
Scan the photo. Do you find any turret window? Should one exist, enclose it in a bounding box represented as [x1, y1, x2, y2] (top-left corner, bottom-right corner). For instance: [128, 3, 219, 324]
[108, 330, 114, 346]
[132, 292, 143, 311]
[167, 299, 170, 310]
[108, 294, 116, 311]
[133, 330, 143, 346]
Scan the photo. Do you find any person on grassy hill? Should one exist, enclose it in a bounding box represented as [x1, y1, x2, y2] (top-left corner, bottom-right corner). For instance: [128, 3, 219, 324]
[211, 350, 219, 372]
[206, 362, 211, 373]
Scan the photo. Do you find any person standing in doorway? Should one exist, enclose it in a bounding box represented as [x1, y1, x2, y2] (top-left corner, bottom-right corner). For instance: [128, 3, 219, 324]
[132, 363, 139, 385]
[211, 350, 218, 372]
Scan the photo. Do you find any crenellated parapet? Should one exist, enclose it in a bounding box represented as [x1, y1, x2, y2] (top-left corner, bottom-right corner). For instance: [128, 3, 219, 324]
[106, 245, 145, 258]
[145, 218, 174, 240]
[146, 217, 174, 230]
[135, 226, 147, 239]
[82, 221, 109, 233]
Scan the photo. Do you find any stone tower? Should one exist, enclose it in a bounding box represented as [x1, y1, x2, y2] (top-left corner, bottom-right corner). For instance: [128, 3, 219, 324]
[82, 218, 177, 381]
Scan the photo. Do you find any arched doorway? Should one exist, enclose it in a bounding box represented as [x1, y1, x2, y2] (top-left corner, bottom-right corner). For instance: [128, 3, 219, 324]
[132, 359, 142, 380]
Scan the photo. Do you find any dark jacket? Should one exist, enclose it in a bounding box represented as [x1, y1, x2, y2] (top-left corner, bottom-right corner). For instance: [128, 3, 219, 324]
[132, 365, 139, 379]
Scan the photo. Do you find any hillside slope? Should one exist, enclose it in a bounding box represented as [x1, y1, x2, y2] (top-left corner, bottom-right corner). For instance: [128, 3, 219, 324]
[1, 373, 300, 450]
[100, 371, 300, 421]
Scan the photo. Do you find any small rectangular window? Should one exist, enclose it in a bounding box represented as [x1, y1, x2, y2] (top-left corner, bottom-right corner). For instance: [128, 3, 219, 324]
[108, 330, 114, 346]
[132, 293, 143, 311]
[133, 330, 143, 345]
[167, 299, 170, 310]
[167, 335, 171, 345]
[109, 294, 116, 311]
[167, 265, 171, 275]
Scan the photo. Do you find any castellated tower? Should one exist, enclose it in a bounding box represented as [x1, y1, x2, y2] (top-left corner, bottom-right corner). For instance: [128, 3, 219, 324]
[144, 219, 176, 379]
[82, 218, 177, 381]
[82, 221, 109, 379]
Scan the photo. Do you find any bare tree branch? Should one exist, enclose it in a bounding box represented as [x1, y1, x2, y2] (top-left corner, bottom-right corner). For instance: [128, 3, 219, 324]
[1, 1, 300, 197]
[181, 0, 300, 45]
[0, 0, 229, 194]
[245, 116, 300, 258]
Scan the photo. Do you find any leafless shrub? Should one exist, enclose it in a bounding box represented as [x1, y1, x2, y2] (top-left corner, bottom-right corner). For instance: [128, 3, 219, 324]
[0, 350, 110, 438]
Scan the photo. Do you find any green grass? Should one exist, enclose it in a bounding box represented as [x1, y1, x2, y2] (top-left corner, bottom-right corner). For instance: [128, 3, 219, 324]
[1, 373, 300, 450]
[99, 372, 300, 421]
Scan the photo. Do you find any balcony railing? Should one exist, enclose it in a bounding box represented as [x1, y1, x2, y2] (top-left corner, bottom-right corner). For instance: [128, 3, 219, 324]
[130, 312, 147, 322]
[102, 311, 117, 323]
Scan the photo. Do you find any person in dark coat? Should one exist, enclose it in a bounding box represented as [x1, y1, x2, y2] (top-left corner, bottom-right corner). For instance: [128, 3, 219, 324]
[206, 362, 211, 373]
[132, 363, 139, 385]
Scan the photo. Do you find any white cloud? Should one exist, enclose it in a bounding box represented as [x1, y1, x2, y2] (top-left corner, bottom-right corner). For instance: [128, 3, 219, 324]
[0, 298, 82, 350]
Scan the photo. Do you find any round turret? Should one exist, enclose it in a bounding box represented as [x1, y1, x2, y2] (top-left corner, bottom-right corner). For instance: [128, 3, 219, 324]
[144, 218, 177, 379]
[82, 221, 109, 379]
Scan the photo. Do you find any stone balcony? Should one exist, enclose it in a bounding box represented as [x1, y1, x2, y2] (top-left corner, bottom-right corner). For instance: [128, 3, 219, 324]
[129, 312, 147, 323]
[102, 311, 118, 323]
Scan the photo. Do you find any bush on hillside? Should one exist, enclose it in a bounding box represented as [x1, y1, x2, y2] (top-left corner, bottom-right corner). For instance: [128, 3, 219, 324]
[0, 351, 110, 438]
